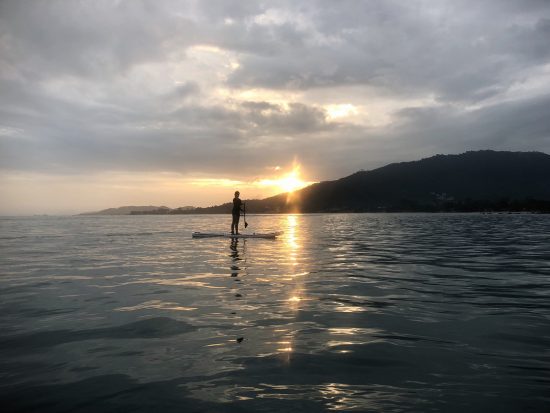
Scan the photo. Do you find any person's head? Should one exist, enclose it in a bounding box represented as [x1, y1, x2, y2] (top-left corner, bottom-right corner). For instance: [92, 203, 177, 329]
[235, 191, 240, 198]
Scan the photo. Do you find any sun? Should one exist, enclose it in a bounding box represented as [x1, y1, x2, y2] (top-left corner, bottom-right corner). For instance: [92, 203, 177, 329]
[278, 169, 306, 193]
[257, 163, 314, 194]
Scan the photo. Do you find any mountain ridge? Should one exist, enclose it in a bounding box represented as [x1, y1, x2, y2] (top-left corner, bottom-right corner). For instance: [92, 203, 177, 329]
[80, 205, 194, 215]
[177, 150, 550, 213]
[83, 151, 550, 215]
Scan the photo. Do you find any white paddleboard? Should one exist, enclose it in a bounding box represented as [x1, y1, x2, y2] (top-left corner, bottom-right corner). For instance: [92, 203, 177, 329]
[192, 231, 283, 239]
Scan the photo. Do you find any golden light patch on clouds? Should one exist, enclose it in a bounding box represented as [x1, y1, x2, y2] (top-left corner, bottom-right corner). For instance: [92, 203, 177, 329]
[301, 85, 438, 127]
[170, 45, 240, 92]
[216, 87, 300, 108]
[325, 103, 359, 120]
[188, 44, 224, 54]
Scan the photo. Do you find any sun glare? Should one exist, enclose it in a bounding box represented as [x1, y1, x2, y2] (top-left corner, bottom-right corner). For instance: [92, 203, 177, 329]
[278, 170, 305, 192]
[186, 162, 314, 201]
[258, 164, 313, 194]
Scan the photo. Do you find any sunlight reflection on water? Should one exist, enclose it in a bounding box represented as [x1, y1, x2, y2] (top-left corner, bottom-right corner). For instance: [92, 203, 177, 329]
[1, 213, 549, 412]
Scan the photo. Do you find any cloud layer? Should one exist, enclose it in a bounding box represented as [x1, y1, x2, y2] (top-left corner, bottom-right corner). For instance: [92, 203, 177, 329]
[1, 0, 550, 212]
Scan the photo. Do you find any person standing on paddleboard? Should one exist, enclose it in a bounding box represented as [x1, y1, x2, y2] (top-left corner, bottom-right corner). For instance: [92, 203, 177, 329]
[231, 191, 243, 235]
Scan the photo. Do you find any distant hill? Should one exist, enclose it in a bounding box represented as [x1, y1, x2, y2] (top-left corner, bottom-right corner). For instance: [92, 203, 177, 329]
[81, 206, 185, 215]
[172, 150, 550, 213]
[83, 151, 550, 215]
[129, 206, 195, 215]
[283, 150, 550, 212]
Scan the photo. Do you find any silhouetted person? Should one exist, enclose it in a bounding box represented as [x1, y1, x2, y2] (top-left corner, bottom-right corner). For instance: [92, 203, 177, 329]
[231, 191, 243, 234]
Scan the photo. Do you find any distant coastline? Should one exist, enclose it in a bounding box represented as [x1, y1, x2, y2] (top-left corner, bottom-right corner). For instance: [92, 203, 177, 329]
[81, 151, 550, 215]
[80, 205, 195, 216]
[112, 200, 550, 215]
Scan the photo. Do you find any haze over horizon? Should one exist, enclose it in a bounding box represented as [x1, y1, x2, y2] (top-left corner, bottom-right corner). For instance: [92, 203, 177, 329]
[1, 0, 550, 214]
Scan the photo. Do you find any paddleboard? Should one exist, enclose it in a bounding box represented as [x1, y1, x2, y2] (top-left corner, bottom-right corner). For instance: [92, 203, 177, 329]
[192, 231, 283, 239]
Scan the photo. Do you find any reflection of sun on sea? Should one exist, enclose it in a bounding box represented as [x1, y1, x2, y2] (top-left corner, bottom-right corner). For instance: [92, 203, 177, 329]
[286, 214, 299, 263]
[283, 215, 304, 303]
[277, 215, 308, 357]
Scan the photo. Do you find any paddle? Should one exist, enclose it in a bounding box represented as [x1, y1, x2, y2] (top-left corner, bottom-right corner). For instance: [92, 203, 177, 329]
[244, 201, 248, 228]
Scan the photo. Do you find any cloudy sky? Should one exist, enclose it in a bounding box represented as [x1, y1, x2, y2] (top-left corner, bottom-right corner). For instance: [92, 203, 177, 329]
[1, 0, 550, 214]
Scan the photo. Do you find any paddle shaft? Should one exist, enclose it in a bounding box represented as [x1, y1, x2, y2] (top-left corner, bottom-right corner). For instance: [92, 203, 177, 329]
[244, 201, 248, 228]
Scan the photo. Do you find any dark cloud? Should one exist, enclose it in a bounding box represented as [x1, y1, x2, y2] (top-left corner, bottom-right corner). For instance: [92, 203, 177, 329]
[0, 0, 549, 184]
[0, 1, 195, 81]
[0, 94, 336, 177]
[167, 82, 200, 101]
[392, 94, 550, 153]
[227, 1, 550, 102]
[239, 102, 330, 136]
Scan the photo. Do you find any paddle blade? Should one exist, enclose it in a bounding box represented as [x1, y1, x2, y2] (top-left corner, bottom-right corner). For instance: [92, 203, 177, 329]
[244, 221, 248, 228]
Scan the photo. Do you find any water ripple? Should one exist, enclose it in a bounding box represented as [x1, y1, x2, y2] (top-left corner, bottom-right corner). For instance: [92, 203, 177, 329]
[1, 213, 549, 412]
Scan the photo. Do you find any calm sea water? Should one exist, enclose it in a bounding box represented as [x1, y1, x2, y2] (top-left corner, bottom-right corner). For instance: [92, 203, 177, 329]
[1, 214, 549, 412]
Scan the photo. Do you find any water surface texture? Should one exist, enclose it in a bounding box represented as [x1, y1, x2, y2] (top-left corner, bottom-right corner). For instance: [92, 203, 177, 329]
[1, 214, 549, 412]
